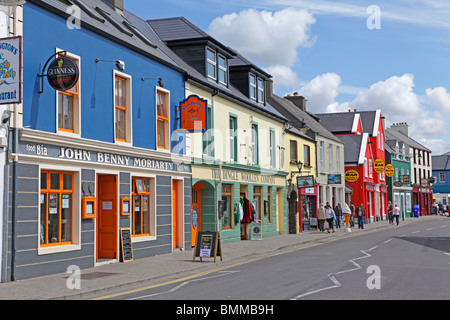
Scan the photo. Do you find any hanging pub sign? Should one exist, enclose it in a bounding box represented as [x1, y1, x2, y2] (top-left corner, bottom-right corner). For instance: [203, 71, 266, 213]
[180, 95, 208, 132]
[373, 158, 385, 174]
[384, 164, 395, 178]
[345, 170, 359, 183]
[46, 56, 79, 91]
[0, 36, 22, 105]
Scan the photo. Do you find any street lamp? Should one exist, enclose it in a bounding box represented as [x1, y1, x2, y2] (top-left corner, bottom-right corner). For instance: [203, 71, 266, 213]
[288, 160, 303, 184]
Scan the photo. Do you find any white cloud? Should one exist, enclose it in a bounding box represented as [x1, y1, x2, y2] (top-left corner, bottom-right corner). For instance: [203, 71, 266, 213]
[297, 73, 450, 154]
[208, 7, 316, 89]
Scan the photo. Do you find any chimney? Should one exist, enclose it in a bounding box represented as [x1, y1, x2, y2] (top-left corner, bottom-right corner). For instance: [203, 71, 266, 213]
[106, 0, 124, 13]
[391, 122, 410, 137]
[268, 79, 274, 99]
[284, 93, 307, 112]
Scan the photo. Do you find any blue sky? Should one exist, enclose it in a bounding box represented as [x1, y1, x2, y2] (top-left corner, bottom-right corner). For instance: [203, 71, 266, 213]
[125, 0, 450, 155]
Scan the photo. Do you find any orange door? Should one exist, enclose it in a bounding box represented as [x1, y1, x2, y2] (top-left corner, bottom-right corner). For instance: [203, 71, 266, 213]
[97, 175, 117, 260]
[191, 183, 202, 247]
[172, 180, 179, 248]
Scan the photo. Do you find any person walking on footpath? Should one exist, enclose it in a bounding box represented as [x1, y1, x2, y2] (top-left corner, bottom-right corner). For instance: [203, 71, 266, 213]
[317, 203, 326, 231]
[349, 201, 355, 227]
[393, 204, 400, 226]
[357, 203, 365, 229]
[343, 202, 351, 228]
[388, 201, 394, 224]
[334, 203, 343, 228]
[325, 204, 336, 233]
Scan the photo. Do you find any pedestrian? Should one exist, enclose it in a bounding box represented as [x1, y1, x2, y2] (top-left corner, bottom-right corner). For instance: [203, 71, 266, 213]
[334, 203, 343, 228]
[393, 204, 400, 226]
[317, 203, 326, 231]
[343, 202, 351, 228]
[349, 201, 355, 227]
[387, 201, 394, 224]
[356, 203, 365, 229]
[325, 204, 336, 233]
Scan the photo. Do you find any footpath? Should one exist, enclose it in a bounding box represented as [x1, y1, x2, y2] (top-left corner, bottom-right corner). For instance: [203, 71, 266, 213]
[0, 216, 434, 300]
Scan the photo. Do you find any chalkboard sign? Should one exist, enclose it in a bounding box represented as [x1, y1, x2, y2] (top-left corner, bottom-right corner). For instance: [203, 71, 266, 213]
[120, 228, 133, 262]
[193, 231, 222, 263]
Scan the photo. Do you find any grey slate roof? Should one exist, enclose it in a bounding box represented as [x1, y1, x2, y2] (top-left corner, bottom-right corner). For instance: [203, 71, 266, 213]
[432, 155, 450, 171]
[337, 134, 364, 164]
[268, 93, 342, 144]
[385, 128, 431, 152]
[314, 112, 356, 134]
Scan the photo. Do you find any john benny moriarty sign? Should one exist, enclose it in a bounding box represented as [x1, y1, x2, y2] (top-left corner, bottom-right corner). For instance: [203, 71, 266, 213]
[0, 36, 22, 105]
[46, 56, 79, 91]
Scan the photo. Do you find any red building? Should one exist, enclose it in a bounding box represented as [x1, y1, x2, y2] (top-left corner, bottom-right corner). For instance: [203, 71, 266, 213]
[317, 110, 388, 222]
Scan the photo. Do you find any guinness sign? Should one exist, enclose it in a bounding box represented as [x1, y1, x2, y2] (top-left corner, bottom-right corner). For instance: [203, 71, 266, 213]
[46, 56, 79, 91]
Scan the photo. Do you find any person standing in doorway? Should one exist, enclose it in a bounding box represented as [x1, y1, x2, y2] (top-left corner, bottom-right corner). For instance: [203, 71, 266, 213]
[388, 201, 394, 224]
[349, 201, 355, 227]
[317, 203, 326, 232]
[357, 203, 365, 229]
[393, 204, 400, 226]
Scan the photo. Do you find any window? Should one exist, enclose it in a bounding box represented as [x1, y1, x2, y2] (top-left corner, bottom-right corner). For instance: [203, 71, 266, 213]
[251, 124, 258, 165]
[364, 159, 368, 177]
[329, 145, 333, 173]
[40, 171, 73, 247]
[253, 186, 262, 221]
[303, 145, 310, 166]
[267, 186, 273, 223]
[440, 172, 446, 183]
[222, 184, 233, 229]
[203, 105, 214, 158]
[257, 78, 264, 103]
[218, 54, 227, 85]
[369, 159, 373, 178]
[320, 141, 325, 173]
[56, 51, 80, 135]
[229, 116, 237, 162]
[336, 146, 341, 170]
[115, 74, 127, 142]
[157, 90, 170, 149]
[249, 74, 256, 100]
[270, 129, 276, 169]
[207, 47, 217, 80]
[290, 140, 297, 163]
[132, 177, 151, 236]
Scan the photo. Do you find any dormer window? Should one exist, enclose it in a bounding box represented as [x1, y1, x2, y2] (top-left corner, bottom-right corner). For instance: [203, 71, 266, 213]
[207, 47, 217, 80]
[249, 73, 265, 104]
[206, 47, 228, 86]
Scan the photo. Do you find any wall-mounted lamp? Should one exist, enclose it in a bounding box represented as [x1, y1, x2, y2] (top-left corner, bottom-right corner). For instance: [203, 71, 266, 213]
[141, 77, 164, 87]
[96, 58, 125, 71]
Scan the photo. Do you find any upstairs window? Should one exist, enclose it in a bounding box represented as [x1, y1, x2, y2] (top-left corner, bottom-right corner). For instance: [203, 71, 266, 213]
[249, 74, 257, 100]
[218, 54, 227, 85]
[114, 75, 127, 142]
[249, 73, 265, 104]
[207, 47, 217, 80]
[157, 89, 170, 150]
[257, 77, 264, 103]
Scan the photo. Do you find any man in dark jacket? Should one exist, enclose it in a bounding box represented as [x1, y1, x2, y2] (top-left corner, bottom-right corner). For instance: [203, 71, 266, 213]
[357, 203, 366, 229]
[334, 203, 343, 228]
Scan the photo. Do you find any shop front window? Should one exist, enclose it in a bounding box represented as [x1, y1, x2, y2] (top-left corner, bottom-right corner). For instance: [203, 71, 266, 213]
[40, 171, 73, 246]
[222, 184, 233, 229]
[132, 177, 151, 236]
[253, 186, 262, 221]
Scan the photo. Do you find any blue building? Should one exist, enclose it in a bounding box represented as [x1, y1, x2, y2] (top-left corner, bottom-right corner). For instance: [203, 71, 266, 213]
[432, 153, 450, 205]
[4, 0, 191, 281]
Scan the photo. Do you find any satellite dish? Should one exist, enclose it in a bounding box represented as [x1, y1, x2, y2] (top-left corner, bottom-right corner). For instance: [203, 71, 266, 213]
[0, 0, 26, 6]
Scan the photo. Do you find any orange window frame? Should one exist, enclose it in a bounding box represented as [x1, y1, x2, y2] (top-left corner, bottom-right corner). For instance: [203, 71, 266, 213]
[157, 91, 169, 149]
[132, 177, 151, 237]
[40, 171, 74, 247]
[115, 75, 127, 142]
[57, 53, 78, 133]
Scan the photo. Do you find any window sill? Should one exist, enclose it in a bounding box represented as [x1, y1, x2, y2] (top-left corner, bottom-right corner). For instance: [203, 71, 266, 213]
[132, 235, 156, 243]
[38, 244, 81, 256]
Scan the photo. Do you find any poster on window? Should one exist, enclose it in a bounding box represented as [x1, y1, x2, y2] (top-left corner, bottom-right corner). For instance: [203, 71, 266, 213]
[0, 36, 22, 105]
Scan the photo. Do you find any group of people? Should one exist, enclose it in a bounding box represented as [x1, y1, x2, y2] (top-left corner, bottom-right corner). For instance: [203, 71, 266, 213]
[387, 201, 400, 226]
[317, 201, 367, 233]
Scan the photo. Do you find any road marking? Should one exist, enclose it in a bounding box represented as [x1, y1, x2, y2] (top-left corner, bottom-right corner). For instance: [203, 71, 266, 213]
[292, 250, 372, 300]
[383, 239, 392, 244]
[368, 246, 378, 251]
[412, 231, 420, 234]
[426, 228, 434, 231]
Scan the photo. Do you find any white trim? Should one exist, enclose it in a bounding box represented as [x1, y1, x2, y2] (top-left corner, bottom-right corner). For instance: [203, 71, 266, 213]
[358, 132, 369, 165]
[372, 110, 381, 137]
[351, 113, 360, 134]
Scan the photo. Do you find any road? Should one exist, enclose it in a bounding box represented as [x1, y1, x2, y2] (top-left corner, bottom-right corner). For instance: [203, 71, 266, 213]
[90, 217, 450, 301]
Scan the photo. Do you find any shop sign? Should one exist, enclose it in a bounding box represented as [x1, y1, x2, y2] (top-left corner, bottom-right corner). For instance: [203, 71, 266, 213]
[19, 141, 191, 174]
[297, 175, 314, 188]
[47, 56, 79, 91]
[373, 158, 385, 173]
[384, 164, 395, 177]
[328, 174, 342, 184]
[394, 181, 403, 187]
[421, 178, 428, 187]
[345, 170, 359, 183]
[211, 168, 276, 185]
[0, 36, 21, 105]
[180, 95, 208, 131]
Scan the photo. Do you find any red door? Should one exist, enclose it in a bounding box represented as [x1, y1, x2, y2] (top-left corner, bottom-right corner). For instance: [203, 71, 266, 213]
[97, 175, 117, 260]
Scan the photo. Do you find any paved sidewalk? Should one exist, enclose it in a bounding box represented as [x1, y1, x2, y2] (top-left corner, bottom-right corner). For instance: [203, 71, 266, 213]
[0, 216, 431, 300]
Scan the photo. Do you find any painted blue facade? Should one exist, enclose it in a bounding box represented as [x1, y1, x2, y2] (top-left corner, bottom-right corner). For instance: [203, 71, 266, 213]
[432, 170, 450, 193]
[3, 1, 192, 282]
[23, 3, 185, 149]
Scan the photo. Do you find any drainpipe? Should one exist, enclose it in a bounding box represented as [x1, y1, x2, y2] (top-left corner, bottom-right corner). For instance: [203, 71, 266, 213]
[212, 89, 220, 232]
